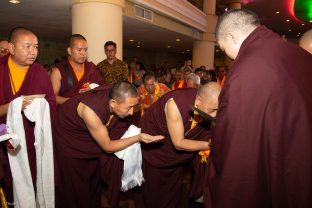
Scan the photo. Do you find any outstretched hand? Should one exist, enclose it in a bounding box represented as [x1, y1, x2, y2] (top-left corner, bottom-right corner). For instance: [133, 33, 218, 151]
[139, 133, 164, 144]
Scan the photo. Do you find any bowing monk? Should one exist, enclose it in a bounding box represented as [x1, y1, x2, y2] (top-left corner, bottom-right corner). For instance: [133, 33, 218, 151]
[53, 81, 164, 208]
[50, 34, 104, 105]
[206, 9, 312, 208]
[0, 27, 56, 203]
[136, 82, 221, 208]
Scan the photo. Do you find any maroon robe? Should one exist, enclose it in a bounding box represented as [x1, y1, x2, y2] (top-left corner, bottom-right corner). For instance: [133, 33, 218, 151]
[0, 54, 56, 203]
[138, 88, 212, 208]
[53, 86, 127, 208]
[206, 26, 312, 208]
[56, 60, 104, 98]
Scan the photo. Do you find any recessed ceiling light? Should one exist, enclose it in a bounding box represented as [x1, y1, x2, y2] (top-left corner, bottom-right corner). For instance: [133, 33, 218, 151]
[288, 29, 292, 32]
[137, 45, 140, 48]
[276, 11, 280, 14]
[302, 23, 305, 26]
[167, 45, 171, 48]
[9, 0, 21, 3]
[186, 49, 190, 52]
[286, 19, 290, 22]
[129, 39, 134, 42]
[175, 38, 181, 42]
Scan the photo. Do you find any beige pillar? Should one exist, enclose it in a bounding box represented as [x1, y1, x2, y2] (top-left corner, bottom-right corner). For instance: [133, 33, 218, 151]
[72, 0, 125, 64]
[227, 2, 242, 9]
[220, 0, 242, 9]
[203, 0, 216, 14]
[193, 40, 215, 69]
[192, 0, 217, 69]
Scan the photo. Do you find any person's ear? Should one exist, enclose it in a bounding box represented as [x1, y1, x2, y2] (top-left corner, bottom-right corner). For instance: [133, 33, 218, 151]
[110, 99, 117, 109]
[195, 95, 202, 108]
[67, 47, 71, 56]
[226, 31, 237, 44]
[8, 42, 14, 55]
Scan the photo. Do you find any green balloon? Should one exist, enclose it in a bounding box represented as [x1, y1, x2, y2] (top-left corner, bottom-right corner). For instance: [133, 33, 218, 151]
[294, 0, 312, 22]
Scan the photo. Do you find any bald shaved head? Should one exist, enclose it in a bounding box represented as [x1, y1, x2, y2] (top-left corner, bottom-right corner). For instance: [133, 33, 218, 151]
[8, 27, 36, 44]
[195, 82, 221, 118]
[299, 29, 312, 54]
[215, 9, 260, 60]
[109, 81, 138, 102]
[197, 82, 221, 102]
[7, 27, 38, 67]
[216, 9, 260, 42]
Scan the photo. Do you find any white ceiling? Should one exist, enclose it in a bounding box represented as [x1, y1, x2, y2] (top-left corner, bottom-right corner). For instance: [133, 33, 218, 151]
[1, 0, 311, 54]
[0, 0, 194, 53]
[0, 0, 73, 41]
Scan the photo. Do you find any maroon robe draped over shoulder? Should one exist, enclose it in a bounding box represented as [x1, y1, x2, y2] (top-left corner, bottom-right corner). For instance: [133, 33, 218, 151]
[53, 86, 127, 208]
[206, 26, 312, 208]
[56, 60, 104, 98]
[138, 88, 212, 208]
[0, 54, 56, 202]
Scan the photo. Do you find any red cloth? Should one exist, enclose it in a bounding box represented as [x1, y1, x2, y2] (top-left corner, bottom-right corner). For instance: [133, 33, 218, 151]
[53, 86, 127, 208]
[0, 54, 56, 202]
[56, 60, 104, 98]
[138, 88, 212, 208]
[207, 26, 312, 208]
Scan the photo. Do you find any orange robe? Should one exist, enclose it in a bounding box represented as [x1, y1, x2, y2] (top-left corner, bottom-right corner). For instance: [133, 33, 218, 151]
[137, 83, 170, 116]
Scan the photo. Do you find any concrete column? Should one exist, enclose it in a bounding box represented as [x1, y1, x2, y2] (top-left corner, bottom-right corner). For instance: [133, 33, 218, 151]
[72, 0, 125, 64]
[192, 0, 217, 69]
[193, 40, 215, 69]
[227, 2, 242, 9]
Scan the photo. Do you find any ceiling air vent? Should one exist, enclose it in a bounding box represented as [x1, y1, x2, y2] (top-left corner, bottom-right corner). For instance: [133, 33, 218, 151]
[134, 5, 153, 22]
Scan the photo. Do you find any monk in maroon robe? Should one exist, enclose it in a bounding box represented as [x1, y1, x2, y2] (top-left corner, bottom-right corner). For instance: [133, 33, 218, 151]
[137, 83, 220, 208]
[53, 82, 163, 208]
[0, 27, 56, 204]
[206, 9, 312, 208]
[50, 34, 104, 105]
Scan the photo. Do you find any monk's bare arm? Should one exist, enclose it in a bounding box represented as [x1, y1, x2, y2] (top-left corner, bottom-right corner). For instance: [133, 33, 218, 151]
[165, 99, 210, 151]
[50, 67, 69, 105]
[78, 103, 164, 153]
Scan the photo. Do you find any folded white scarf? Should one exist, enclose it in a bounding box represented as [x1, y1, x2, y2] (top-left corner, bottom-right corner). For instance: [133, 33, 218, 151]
[114, 125, 144, 192]
[6, 97, 54, 208]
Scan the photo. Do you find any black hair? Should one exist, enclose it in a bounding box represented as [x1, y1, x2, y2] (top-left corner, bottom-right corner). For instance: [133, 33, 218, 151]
[109, 81, 138, 102]
[8, 27, 36, 43]
[69, 34, 87, 47]
[104, 41, 116, 49]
